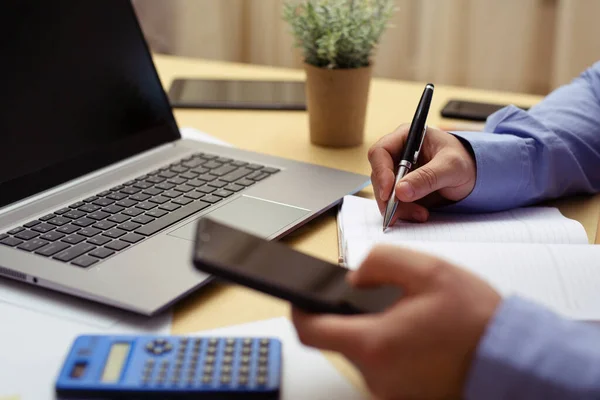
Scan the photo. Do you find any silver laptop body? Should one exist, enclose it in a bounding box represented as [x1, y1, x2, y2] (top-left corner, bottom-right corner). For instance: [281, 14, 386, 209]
[0, 1, 369, 315]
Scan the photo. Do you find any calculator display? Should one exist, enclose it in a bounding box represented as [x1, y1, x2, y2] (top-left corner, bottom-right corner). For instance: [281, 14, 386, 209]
[101, 343, 130, 383]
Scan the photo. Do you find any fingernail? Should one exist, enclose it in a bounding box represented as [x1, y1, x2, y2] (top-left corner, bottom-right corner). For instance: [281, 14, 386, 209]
[412, 210, 427, 222]
[397, 181, 414, 200]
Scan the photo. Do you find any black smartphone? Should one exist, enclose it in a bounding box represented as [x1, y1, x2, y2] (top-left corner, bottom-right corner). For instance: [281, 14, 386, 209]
[168, 78, 307, 110]
[192, 218, 403, 315]
[441, 99, 529, 122]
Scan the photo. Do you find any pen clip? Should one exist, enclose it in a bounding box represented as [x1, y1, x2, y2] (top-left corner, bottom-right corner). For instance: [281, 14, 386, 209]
[412, 124, 427, 164]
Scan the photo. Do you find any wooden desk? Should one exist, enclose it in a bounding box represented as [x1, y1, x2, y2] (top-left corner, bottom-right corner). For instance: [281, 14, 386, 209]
[151, 54, 600, 391]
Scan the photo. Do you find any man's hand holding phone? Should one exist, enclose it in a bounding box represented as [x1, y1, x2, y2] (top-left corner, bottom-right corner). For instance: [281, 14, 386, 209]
[368, 124, 477, 225]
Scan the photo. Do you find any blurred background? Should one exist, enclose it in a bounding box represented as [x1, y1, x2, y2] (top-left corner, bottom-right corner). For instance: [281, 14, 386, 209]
[133, 0, 600, 95]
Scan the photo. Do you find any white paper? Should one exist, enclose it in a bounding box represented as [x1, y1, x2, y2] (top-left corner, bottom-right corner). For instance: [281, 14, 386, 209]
[340, 195, 588, 249]
[194, 318, 366, 400]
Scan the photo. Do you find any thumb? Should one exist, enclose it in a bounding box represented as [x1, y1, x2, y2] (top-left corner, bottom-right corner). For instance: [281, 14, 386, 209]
[348, 244, 444, 294]
[395, 155, 459, 202]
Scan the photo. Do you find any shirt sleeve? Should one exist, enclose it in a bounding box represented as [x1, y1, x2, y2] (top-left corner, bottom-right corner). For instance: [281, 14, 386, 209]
[445, 61, 600, 212]
[465, 296, 600, 400]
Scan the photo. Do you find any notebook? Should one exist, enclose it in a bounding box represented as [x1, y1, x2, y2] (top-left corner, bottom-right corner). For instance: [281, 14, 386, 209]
[337, 195, 600, 320]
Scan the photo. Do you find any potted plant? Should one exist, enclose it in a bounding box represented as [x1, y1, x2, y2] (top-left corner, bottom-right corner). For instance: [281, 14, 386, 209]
[283, 0, 395, 147]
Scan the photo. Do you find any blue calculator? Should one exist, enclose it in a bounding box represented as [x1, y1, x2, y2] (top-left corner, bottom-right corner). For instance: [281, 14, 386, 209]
[55, 334, 282, 399]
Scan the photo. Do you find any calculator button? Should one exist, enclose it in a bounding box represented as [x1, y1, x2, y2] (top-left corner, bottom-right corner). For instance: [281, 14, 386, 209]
[220, 375, 231, 384]
[259, 347, 269, 355]
[224, 346, 234, 354]
[259, 356, 268, 365]
[208, 338, 218, 346]
[207, 346, 216, 355]
[238, 376, 248, 385]
[164, 343, 173, 352]
[156, 338, 167, 345]
[242, 347, 252, 355]
[221, 365, 231, 374]
[222, 355, 233, 364]
[239, 365, 249, 374]
[194, 338, 203, 346]
[202, 375, 212, 384]
[260, 338, 270, 346]
[145, 343, 154, 352]
[257, 376, 267, 385]
[203, 365, 213, 375]
[243, 338, 252, 346]
[241, 356, 250, 364]
[204, 355, 215, 364]
[258, 366, 268, 374]
[225, 338, 235, 346]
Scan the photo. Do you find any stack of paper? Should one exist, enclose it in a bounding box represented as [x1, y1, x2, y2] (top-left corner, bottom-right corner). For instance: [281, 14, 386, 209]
[338, 195, 600, 320]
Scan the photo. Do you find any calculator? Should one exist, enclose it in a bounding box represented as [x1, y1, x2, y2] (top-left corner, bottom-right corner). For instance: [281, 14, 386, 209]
[55, 334, 282, 399]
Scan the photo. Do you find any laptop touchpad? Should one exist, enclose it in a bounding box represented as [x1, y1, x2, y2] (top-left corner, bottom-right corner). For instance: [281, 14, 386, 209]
[168, 195, 310, 241]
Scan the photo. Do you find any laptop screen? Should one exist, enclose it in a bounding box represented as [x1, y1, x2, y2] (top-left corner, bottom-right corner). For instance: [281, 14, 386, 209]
[0, 1, 180, 208]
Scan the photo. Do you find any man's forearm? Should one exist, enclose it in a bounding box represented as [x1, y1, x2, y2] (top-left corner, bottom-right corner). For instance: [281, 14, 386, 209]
[448, 61, 600, 212]
[465, 296, 600, 399]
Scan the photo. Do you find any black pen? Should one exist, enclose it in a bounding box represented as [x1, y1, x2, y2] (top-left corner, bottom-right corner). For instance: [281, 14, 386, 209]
[382, 83, 434, 231]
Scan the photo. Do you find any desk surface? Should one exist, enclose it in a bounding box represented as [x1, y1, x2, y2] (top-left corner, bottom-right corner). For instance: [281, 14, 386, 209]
[152, 54, 600, 390]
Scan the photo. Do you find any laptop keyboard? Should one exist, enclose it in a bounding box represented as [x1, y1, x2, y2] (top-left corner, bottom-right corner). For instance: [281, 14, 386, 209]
[0, 152, 279, 268]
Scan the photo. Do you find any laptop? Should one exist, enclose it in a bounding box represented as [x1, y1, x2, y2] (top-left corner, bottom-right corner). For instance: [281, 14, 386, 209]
[0, 1, 369, 315]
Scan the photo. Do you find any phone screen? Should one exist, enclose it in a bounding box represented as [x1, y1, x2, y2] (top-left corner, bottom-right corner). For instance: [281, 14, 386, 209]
[193, 218, 402, 314]
[168, 79, 306, 110]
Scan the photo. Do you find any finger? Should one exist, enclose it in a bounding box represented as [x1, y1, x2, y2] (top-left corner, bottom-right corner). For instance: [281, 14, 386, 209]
[388, 201, 430, 224]
[291, 307, 373, 359]
[369, 148, 396, 203]
[348, 244, 446, 293]
[395, 155, 460, 202]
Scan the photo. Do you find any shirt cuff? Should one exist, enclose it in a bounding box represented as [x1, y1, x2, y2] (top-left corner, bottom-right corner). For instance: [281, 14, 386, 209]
[441, 122, 531, 212]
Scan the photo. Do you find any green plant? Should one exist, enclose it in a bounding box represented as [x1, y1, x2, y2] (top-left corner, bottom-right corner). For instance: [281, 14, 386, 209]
[283, 0, 395, 69]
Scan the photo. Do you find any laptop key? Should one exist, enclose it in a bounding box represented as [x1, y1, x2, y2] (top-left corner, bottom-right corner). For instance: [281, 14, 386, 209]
[146, 209, 168, 219]
[191, 167, 209, 175]
[170, 165, 188, 173]
[155, 182, 175, 191]
[121, 233, 144, 244]
[186, 179, 204, 188]
[97, 190, 112, 197]
[197, 173, 217, 182]
[116, 199, 137, 208]
[78, 204, 101, 213]
[79, 227, 101, 238]
[15, 230, 39, 241]
[55, 207, 71, 215]
[103, 228, 127, 239]
[89, 211, 110, 221]
[220, 168, 252, 183]
[48, 214, 71, 226]
[246, 163, 263, 170]
[201, 195, 222, 204]
[168, 177, 186, 185]
[0, 234, 8, 241]
[207, 180, 227, 188]
[162, 190, 181, 199]
[196, 186, 215, 195]
[200, 153, 218, 160]
[159, 203, 181, 212]
[1, 237, 24, 247]
[73, 218, 95, 227]
[84, 196, 99, 203]
[62, 234, 86, 244]
[71, 255, 98, 268]
[118, 222, 141, 232]
[39, 214, 56, 221]
[149, 196, 169, 204]
[35, 242, 70, 257]
[159, 170, 178, 179]
[7, 226, 25, 235]
[130, 193, 150, 202]
[174, 184, 194, 193]
[213, 189, 233, 198]
[184, 191, 203, 200]
[225, 183, 244, 192]
[203, 161, 222, 169]
[18, 239, 49, 252]
[108, 214, 130, 224]
[246, 171, 263, 180]
[133, 181, 153, 189]
[231, 160, 248, 167]
[110, 184, 124, 192]
[89, 247, 115, 259]
[211, 165, 237, 176]
[120, 186, 141, 195]
[105, 240, 130, 251]
[179, 171, 198, 180]
[182, 159, 204, 168]
[39, 231, 66, 241]
[262, 167, 280, 174]
[135, 202, 156, 211]
[143, 187, 163, 196]
[31, 223, 55, 233]
[122, 208, 144, 217]
[136, 201, 211, 236]
[56, 224, 81, 234]
[64, 210, 86, 220]
[172, 197, 193, 206]
[131, 215, 154, 225]
[92, 198, 114, 207]
[235, 178, 255, 187]
[103, 204, 125, 214]
[251, 172, 269, 181]
[107, 192, 128, 201]
[69, 201, 85, 209]
[87, 235, 111, 246]
[93, 221, 117, 230]
[24, 220, 41, 228]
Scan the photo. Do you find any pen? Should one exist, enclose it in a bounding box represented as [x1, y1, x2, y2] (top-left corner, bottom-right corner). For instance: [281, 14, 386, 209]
[382, 83, 434, 231]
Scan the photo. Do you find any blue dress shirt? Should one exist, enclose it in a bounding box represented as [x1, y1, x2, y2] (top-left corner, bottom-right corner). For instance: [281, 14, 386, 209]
[449, 61, 600, 399]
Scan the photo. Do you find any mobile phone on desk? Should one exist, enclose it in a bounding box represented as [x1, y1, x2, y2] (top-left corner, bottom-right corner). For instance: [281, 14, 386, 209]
[56, 334, 282, 399]
[168, 78, 306, 110]
[192, 218, 403, 315]
[441, 99, 529, 122]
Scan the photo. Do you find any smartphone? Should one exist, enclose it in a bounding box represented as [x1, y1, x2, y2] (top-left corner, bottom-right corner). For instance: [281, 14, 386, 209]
[192, 218, 403, 315]
[168, 78, 306, 110]
[440, 99, 529, 122]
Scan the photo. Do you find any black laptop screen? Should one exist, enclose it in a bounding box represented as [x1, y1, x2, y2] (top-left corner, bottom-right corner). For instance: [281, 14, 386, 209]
[0, 1, 180, 208]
